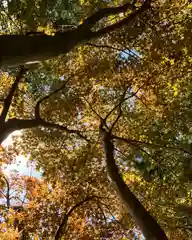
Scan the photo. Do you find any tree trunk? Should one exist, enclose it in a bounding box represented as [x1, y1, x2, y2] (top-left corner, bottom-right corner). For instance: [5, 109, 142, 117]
[0, 1, 151, 68]
[100, 128, 168, 240]
[0, 32, 83, 68]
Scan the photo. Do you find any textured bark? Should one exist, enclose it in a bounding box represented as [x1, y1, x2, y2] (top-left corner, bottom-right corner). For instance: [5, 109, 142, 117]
[100, 128, 168, 240]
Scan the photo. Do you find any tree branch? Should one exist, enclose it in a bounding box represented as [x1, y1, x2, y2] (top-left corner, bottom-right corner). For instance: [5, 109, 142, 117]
[0, 189, 6, 198]
[104, 84, 143, 131]
[2, 176, 10, 209]
[0, 1, 151, 67]
[86, 43, 139, 60]
[35, 78, 70, 120]
[79, 2, 136, 32]
[2, 118, 88, 143]
[0, 67, 26, 123]
[112, 135, 192, 156]
[55, 196, 99, 240]
[88, 0, 151, 39]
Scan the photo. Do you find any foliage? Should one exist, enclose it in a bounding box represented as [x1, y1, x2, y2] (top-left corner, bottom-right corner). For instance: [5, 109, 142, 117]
[0, 0, 192, 239]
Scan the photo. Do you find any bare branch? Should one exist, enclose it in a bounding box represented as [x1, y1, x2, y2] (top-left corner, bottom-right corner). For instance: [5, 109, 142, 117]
[110, 33, 142, 60]
[9, 196, 27, 205]
[0, 67, 27, 123]
[87, 42, 122, 51]
[104, 86, 129, 124]
[87, 42, 139, 62]
[98, 203, 107, 223]
[84, 98, 109, 131]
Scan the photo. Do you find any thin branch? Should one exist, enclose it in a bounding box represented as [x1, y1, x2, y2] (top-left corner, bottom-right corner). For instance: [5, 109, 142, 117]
[0, 67, 27, 123]
[98, 202, 107, 223]
[84, 98, 103, 120]
[88, 42, 139, 61]
[105, 85, 142, 122]
[86, 42, 124, 51]
[35, 78, 70, 120]
[33, 77, 90, 142]
[110, 33, 142, 60]
[84, 98, 109, 130]
[110, 106, 122, 131]
[55, 196, 99, 240]
[104, 86, 128, 125]
[114, 147, 131, 161]
[2, 176, 10, 209]
[86, 43, 139, 60]
[108, 87, 129, 131]
[9, 196, 27, 205]
[104, 85, 144, 132]
[0, 189, 6, 198]
[99, 201, 122, 225]
[112, 135, 192, 156]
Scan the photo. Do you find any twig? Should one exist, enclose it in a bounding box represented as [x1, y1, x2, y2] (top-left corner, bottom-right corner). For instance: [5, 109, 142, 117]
[86, 43, 138, 60]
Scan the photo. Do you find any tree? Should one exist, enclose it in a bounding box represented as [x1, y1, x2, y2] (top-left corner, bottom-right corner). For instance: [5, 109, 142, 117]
[0, 0, 192, 239]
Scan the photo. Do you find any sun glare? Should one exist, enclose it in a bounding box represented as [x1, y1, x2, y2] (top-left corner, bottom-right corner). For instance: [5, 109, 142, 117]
[2, 130, 22, 148]
[1, 131, 42, 178]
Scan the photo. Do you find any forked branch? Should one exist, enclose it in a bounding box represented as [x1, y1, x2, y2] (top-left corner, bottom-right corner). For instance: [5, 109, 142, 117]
[35, 78, 70, 120]
[88, 0, 151, 38]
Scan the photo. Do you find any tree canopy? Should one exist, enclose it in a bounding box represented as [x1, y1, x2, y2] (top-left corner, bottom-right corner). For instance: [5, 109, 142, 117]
[0, 0, 192, 239]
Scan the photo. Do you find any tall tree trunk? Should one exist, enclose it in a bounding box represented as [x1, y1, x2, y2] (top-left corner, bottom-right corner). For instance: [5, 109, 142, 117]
[100, 128, 168, 240]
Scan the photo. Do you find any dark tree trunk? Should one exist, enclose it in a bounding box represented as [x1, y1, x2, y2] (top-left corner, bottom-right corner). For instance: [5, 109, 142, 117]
[0, 32, 83, 68]
[100, 128, 168, 240]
